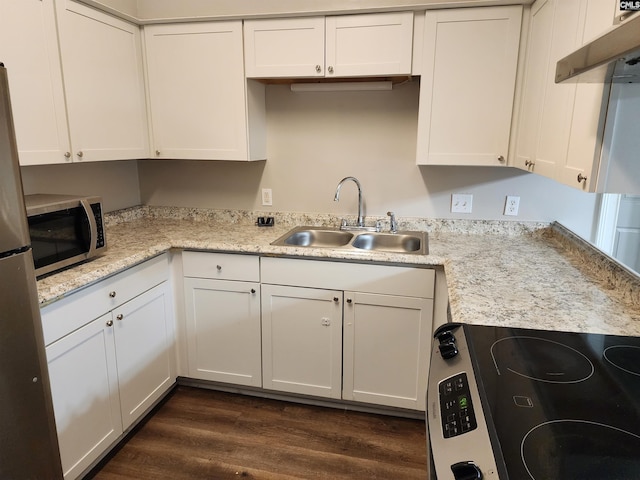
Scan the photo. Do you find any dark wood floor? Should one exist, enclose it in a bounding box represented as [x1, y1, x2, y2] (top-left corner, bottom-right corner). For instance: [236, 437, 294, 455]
[89, 386, 428, 480]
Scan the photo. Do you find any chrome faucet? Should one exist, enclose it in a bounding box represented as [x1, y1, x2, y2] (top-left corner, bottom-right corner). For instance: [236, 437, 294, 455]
[334, 176, 364, 227]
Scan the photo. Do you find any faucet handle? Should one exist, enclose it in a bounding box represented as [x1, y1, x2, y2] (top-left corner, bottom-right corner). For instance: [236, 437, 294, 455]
[387, 211, 398, 233]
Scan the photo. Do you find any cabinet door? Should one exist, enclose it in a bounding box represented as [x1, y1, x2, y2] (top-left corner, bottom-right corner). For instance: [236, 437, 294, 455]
[56, 0, 149, 162]
[145, 21, 265, 161]
[184, 278, 261, 387]
[114, 282, 175, 430]
[416, 6, 522, 166]
[0, 0, 71, 165]
[325, 12, 413, 77]
[261, 285, 342, 399]
[343, 292, 433, 410]
[244, 17, 325, 78]
[515, 0, 613, 191]
[46, 313, 121, 480]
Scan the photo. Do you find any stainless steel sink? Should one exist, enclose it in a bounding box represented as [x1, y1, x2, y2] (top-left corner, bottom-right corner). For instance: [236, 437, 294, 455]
[351, 232, 423, 253]
[282, 229, 353, 248]
[271, 227, 428, 255]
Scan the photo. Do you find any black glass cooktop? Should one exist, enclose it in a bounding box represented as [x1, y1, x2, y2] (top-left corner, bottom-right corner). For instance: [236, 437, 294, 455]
[465, 324, 640, 480]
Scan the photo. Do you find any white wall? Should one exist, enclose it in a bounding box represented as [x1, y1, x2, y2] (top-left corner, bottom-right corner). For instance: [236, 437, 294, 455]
[139, 82, 599, 236]
[20, 160, 141, 213]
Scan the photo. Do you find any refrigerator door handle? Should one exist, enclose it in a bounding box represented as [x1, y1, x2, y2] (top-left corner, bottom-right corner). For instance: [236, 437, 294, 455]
[80, 198, 97, 259]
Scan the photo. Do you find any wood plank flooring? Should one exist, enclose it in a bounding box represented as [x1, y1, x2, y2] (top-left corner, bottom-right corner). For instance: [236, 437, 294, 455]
[89, 386, 428, 480]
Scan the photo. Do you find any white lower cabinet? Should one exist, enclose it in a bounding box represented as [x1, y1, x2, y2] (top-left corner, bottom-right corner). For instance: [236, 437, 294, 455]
[46, 313, 121, 480]
[343, 292, 432, 410]
[42, 255, 175, 480]
[261, 285, 343, 399]
[182, 252, 262, 387]
[260, 257, 435, 411]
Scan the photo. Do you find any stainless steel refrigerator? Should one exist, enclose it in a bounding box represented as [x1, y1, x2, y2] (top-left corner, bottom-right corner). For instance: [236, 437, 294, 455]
[0, 63, 63, 478]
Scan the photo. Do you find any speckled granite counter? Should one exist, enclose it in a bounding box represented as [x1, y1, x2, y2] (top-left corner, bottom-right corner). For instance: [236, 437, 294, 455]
[36, 206, 640, 337]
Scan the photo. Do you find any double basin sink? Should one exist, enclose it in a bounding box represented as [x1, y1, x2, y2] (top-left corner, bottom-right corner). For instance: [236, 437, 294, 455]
[271, 226, 428, 255]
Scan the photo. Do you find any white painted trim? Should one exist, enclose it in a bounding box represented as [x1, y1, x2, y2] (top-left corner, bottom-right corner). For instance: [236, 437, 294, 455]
[595, 193, 620, 256]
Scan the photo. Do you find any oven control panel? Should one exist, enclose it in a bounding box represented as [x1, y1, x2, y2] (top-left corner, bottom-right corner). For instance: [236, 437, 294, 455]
[439, 372, 478, 438]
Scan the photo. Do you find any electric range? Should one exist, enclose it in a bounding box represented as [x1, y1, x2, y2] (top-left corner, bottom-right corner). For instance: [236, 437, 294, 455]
[427, 323, 640, 480]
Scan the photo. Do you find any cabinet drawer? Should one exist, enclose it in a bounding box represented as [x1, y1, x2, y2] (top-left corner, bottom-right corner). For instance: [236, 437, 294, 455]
[41, 254, 169, 345]
[261, 257, 434, 299]
[182, 251, 260, 282]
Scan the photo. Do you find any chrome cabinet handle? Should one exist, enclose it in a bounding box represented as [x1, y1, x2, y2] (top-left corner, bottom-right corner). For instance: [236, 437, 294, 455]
[328, 66, 334, 74]
[251, 289, 256, 294]
[155, 150, 161, 156]
[577, 173, 587, 184]
[106, 320, 113, 327]
[116, 314, 124, 321]
[498, 155, 505, 163]
[216, 265, 222, 271]
[64, 151, 71, 159]
[109, 291, 116, 298]
[346, 298, 353, 304]
[333, 297, 339, 303]
[315, 65, 322, 73]
[76, 151, 83, 158]
[524, 160, 535, 168]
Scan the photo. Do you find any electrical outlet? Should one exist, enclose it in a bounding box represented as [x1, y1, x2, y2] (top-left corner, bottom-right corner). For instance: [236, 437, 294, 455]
[261, 188, 273, 206]
[451, 194, 473, 214]
[504, 195, 520, 216]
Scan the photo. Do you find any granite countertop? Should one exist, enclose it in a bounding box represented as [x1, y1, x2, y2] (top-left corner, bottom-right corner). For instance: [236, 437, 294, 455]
[36, 206, 640, 337]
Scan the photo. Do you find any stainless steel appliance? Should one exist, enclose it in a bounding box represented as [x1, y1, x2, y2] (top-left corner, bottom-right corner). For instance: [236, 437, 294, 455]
[428, 322, 640, 479]
[25, 193, 106, 277]
[0, 64, 64, 477]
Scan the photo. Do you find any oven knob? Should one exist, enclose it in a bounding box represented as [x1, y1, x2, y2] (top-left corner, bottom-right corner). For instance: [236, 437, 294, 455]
[439, 340, 459, 359]
[451, 461, 482, 480]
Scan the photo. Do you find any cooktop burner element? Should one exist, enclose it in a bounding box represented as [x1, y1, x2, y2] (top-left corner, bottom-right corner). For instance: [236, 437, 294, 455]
[603, 345, 640, 376]
[491, 336, 594, 383]
[521, 420, 640, 480]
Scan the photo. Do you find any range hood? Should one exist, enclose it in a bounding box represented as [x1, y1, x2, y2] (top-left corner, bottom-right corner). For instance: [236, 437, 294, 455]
[556, 12, 640, 83]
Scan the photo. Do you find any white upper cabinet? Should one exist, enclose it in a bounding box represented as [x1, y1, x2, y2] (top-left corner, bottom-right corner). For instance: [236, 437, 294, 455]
[144, 21, 266, 161]
[0, 0, 70, 165]
[416, 6, 522, 166]
[514, 0, 615, 191]
[244, 12, 414, 78]
[55, 0, 149, 162]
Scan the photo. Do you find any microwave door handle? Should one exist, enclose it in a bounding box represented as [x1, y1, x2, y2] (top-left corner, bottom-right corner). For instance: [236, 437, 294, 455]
[80, 198, 98, 259]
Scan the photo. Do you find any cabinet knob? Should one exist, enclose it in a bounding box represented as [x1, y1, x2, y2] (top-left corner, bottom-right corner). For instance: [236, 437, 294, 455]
[333, 296, 339, 303]
[155, 150, 161, 156]
[498, 155, 505, 163]
[524, 160, 535, 168]
[116, 314, 124, 321]
[346, 298, 353, 304]
[251, 288, 256, 294]
[216, 265, 222, 271]
[76, 151, 83, 158]
[109, 291, 116, 298]
[64, 151, 71, 159]
[315, 65, 322, 73]
[106, 320, 113, 327]
[328, 66, 334, 74]
[577, 173, 588, 184]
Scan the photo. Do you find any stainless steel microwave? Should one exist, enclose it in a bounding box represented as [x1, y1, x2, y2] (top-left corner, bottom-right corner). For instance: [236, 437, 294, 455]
[25, 194, 106, 277]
